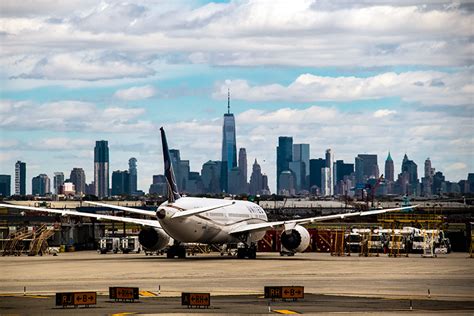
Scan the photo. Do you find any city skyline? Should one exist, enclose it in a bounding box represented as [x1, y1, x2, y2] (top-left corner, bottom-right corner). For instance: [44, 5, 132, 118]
[0, 1, 472, 193]
[0, 135, 470, 196]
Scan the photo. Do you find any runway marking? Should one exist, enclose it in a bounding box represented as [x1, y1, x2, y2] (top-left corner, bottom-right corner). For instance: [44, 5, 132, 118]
[139, 291, 158, 297]
[273, 309, 300, 314]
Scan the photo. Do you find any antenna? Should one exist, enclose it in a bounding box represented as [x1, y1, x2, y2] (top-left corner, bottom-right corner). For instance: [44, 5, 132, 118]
[227, 88, 230, 114]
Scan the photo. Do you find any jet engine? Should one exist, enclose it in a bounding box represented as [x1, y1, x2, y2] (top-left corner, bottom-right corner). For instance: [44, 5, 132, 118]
[138, 227, 171, 251]
[280, 225, 310, 253]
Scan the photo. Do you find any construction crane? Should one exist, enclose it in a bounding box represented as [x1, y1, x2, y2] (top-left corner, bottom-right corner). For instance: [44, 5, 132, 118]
[365, 175, 384, 208]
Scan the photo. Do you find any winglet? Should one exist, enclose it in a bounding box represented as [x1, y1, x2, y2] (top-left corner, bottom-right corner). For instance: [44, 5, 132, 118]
[160, 127, 181, 203]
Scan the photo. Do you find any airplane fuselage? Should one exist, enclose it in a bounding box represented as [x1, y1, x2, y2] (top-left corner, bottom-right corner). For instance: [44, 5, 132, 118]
[157, 197, 268, 244]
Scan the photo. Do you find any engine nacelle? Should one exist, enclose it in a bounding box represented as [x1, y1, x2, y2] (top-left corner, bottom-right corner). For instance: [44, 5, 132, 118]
[138, 227, 171, 251]
[281, 225, 310, 253]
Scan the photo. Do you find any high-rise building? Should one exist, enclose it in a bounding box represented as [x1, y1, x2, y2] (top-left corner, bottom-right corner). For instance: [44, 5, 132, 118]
[15, 161, 26, 196]
[149, 175, 167, 196]
[169, 149, 190, 193]
[249, 159, 270, 195]
[129, 157, 138, 195]
[335, 160, 354, 182]
[0, 175, 11, 197]
[278, 170, 295, 196]
[356, 154, 379, 183]
[289, 161, 305, 192]
[53, 172, 64, 194]
[293, 144, 310, 177]
[238, 148, 248, 193]
[321, 167, 331, 196]
[325, 149, 334, 195]
[221, 90, 237, 180]
[422, 158, 434, 196]
[309, 158, 325, 190]
[111, 170, 130, 196]
[228, 167, 242, 194]
[384, 152, 394, 182]
[70, 168, 86, 195]
[276, 136, 293, 192]
[292, 144, 310, 191]
[32, 174, 50, 196]
[401, 154, 418, 184]
[94, 140, 109, 198]
[201, 160, 223, 194]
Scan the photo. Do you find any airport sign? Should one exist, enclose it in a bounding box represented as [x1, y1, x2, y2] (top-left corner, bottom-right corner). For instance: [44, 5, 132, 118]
[55, 292, 97, 307]
[181, 292, 210, 308]
[109, 287, 139, 301]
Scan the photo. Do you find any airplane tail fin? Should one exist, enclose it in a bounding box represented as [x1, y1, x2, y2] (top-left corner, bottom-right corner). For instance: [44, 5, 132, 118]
[160, 127, 181, 203]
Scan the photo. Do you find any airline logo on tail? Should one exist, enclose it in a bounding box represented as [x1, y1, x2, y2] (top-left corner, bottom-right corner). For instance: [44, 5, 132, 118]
[160, 127, 181, 203]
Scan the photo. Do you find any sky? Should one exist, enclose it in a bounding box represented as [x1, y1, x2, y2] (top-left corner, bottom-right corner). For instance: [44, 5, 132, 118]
[0, 0, 473, 194]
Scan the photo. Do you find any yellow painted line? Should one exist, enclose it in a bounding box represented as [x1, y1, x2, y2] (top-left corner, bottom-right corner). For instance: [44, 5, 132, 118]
[139, 291, 157, 297]
[112, 313, 137, 316]
[273, 310, 299, 314]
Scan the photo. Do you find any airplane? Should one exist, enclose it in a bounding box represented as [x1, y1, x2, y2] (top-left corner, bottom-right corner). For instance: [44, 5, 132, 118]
[0, 127, 417, 259]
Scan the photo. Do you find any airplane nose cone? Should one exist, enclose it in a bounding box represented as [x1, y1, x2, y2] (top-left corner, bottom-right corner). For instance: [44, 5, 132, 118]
[156, 209, 166, 219]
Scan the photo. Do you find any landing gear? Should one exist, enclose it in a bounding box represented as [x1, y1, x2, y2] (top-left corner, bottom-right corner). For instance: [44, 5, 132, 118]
[166, 244, 186, 259]
[237, 243, 257, 259]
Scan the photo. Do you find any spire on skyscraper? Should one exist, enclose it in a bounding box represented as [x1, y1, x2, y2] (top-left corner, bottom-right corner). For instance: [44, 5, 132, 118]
[227, 88, 230, 114]
[386, 151, 393, 162]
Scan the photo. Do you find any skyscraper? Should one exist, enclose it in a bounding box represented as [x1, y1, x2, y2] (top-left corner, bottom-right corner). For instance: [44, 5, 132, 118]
[422, 158, 434, 196]
[94, 140, 109, 198]
[335, 160, 354, 182]
[111, 170, 130, 196]
[384, 152, 394, 182]
[15, 161, 26, 196]
[0, 175, 11, 197]
[293, 144, 310, 177]
[401, 154, 418, 184]
[238, 148, 248, 193]
[53, 172, 64, 194]
[309, 158, 325, 191]
[276, 136, 293, 192]
[292, 144, 310, 191]
[70, 168, 86, 195]
[321, 167, 331, 196]
[325, 149, 334, 195]
[201, 160, 223, 194]
[221, 90, 237, 172]
[356, 154, 379, 183]
[32, 174, 50, 196]
[278, 170, 295, 196]
[129, 157, 138, 195]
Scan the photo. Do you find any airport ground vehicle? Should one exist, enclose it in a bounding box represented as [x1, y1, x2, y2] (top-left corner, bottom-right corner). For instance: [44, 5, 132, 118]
[98, 237, 120, 254]
[120, 236, 141, 254]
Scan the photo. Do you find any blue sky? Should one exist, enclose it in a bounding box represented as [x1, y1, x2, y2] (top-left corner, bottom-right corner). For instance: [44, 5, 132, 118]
[0, 0, 473, 193]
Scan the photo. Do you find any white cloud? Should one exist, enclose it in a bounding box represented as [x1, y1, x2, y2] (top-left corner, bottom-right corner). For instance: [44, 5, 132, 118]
[0, 1, 472, 80]
[0, 99, 153, 133]
[374, 109, 397, 118]
[15, 54, 155, 81]
[214, 71, 473, 106]
[114, 85, 156, 100]
[445, 162, 467, 172]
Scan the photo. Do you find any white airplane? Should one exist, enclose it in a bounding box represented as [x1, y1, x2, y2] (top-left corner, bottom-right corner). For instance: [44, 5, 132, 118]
[0, 127, 416, 259]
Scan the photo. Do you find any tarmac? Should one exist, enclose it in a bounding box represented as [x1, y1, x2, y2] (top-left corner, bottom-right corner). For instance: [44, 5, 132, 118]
[0, 251, 473, 314]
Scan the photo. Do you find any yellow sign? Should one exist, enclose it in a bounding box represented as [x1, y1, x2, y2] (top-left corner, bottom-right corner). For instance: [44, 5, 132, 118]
[181, 292, 210, 307]
[73, 292, 96, 305]
[281, 286, 304, 299]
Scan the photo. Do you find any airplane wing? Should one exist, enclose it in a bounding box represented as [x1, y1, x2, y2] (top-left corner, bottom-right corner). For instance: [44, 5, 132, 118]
[0, 203, 162, 228]
[229, 205, 417, 234]
[83, 201, 156, 216]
